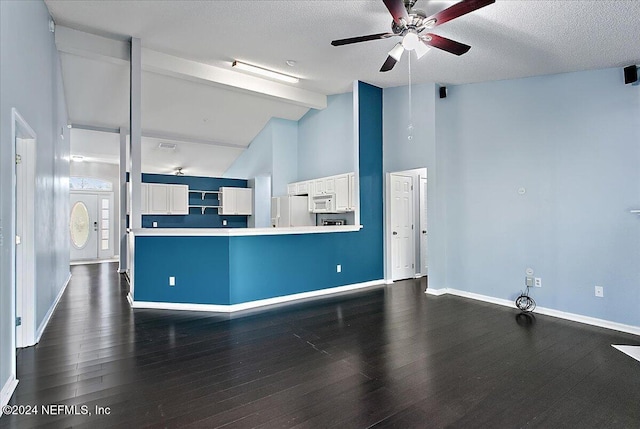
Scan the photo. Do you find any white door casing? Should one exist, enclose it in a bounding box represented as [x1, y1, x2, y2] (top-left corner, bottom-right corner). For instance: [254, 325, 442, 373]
[390, 173, 415, 280]
[419, 177, 428, 275]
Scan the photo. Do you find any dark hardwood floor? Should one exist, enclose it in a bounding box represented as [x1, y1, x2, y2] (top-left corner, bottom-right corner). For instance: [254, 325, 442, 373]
[2, 262, 639, 428]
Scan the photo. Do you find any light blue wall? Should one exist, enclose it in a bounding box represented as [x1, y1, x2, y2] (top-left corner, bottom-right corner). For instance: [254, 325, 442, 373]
[223, 118, 298, 197]
[271, 118, 299, 196]
[383, 83, 436, 173]
[383, 83, 446, 285]
[0, 0, 70, 390]
[298, 92, 355, 180]
[223, 120, 274, 180]
[436, 68, 640, 326]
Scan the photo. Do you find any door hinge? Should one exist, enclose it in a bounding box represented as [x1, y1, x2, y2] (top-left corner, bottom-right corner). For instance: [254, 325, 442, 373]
[412, 224, 414, 230]
[15, 154, 22, 165]
[16, 317, 22, 327]
[412, 264, 414, 268]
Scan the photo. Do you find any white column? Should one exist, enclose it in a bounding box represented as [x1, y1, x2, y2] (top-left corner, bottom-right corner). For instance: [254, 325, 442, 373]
[118, 127, 128, 273]
[130, 38, 142, 229]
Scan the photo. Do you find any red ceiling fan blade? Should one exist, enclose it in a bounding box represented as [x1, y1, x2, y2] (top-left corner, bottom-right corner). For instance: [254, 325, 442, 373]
[427, 0, 495, 27]
[423, 34, 471, 56]
[331, 32, 395, 46]
[382, 0, 409, 26]
[380, 55, 399, 72]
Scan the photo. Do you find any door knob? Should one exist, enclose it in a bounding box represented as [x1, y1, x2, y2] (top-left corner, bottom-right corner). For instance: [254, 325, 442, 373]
[422, 230, 427, 234]
[392, 231, 398, 235]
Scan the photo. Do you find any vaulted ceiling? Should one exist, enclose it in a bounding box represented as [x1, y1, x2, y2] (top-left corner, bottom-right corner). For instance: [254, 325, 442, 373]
[45, 0, 640, 176]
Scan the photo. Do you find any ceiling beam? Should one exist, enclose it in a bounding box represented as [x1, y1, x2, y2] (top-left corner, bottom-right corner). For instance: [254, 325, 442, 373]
[54, 26, 327, 110]
[141, 50, 327, 110]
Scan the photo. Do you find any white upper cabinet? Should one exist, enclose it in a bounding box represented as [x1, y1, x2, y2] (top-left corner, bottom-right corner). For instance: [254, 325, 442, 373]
[348, 172, 356, 211]
[147, 184, 170, 214]
[144, 183, 188, 215]
[219, 187, 253, 215]
[334, 174, 350, 212]
[287, 172, 356, 213]
[169, 185, 189, 214]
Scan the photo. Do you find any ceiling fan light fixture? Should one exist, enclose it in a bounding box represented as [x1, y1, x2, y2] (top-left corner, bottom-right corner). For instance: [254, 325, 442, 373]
[232, 60, 299, 84]
[402, 31, 421, 51]
[388, 42, 405, 61]
[414, 40, 430, 59]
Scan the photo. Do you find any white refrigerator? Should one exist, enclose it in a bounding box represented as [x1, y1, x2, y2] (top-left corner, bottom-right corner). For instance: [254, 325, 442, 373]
[271, 196, 315, 227]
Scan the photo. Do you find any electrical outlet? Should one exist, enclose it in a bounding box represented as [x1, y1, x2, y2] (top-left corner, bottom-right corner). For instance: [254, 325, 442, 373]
[169, 276, 175, 286]
[222, 220, 227, 226]
[336, 264, 341, 273]
[152, 222, 158, 228]
[595, 285, 604, 297]
[525, 276, 534, 287]
[534, 277, 542, 288]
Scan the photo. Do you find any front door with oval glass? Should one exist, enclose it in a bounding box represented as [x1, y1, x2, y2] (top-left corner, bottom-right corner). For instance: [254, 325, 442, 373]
[70, 193, 112, 261]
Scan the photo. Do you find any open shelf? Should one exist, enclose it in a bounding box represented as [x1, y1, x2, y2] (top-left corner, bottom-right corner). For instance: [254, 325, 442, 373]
[189, 189, 220, 200]
[189, 205, 221, 214]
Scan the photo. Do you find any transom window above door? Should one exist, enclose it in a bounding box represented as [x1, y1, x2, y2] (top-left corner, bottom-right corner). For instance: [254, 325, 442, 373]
[70, 176, 113, 191]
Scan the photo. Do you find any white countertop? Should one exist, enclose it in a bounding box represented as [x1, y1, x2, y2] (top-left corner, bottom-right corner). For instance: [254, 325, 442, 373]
[131, 225, 363, 237]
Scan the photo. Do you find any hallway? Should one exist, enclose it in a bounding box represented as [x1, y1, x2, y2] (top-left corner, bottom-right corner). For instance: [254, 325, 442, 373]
[1, 263, 639, 428]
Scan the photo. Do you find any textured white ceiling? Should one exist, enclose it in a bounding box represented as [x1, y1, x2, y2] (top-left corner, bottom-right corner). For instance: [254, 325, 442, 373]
[46, 0, 640, 91]
[50, 0, 640, 175]
[70, 128, 246, 177]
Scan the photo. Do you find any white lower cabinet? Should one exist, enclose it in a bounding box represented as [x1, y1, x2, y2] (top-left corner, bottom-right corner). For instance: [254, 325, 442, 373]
[219, 187, 253, 215]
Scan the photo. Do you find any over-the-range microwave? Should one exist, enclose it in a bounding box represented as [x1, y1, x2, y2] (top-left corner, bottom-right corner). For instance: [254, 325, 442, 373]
[310, 194, 335, 213]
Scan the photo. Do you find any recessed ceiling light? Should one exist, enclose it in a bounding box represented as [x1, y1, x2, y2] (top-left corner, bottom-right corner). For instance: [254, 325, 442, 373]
[232, 60, 299, 84]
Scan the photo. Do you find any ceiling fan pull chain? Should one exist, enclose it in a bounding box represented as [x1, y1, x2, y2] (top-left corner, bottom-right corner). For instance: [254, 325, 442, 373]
[408, 51, 414, 141]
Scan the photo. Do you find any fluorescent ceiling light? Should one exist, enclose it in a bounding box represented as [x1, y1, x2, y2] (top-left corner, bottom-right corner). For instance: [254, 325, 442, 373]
[158, 142, 177, 150]
[232, 61, 299, 83]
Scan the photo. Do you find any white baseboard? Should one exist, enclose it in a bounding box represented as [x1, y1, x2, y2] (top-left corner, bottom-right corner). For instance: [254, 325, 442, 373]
[425, 288, 448, 297]
[0, 374, 18, 414]
[132, 279, 385, 313]
[385, 279, 394, 285]
[426, 287, 640, 337]
[35, 272, 72, 344]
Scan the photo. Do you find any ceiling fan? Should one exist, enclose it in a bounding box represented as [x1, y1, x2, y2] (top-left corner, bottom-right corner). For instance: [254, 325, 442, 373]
[331, 0, 495, 72]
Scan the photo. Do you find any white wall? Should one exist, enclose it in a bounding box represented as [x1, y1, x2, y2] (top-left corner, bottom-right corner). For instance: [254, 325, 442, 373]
[1, 0, 70, 400]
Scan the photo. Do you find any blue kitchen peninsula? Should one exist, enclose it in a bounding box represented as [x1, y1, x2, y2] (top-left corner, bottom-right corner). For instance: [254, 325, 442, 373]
[129, 81, 384, 313]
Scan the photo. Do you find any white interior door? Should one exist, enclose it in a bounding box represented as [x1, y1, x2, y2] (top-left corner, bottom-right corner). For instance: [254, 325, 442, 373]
[15, 133, 36, 348]
[390, 174, 415, 280]
[419, 177, 428, 275]
[70, 193, 99, 261]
